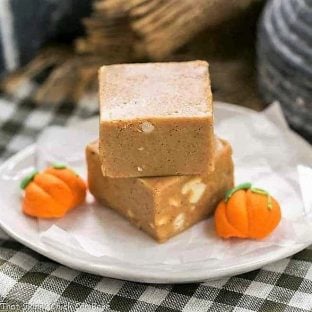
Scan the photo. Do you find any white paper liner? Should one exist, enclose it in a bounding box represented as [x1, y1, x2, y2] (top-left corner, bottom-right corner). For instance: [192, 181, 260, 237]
[34, 102, 312, 265]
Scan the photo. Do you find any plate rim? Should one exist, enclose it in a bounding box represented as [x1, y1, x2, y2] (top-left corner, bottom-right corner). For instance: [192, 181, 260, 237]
[0, 102, 311, 284]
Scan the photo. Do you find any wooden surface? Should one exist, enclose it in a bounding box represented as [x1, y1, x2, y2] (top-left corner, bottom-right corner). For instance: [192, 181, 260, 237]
[168, 2, 265, 111]
[0, 2, 265, 111]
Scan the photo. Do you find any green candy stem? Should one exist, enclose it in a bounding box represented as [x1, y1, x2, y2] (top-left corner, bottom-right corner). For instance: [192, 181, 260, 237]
[52, 163, 78, 177]
[250, 187, 267, 195]
[52, 163, 67, 169]
[250, 187, 273, 210]
[225, 183, 273, 210]
[225, 182, 252, 202]
[20, 170, 38, 190]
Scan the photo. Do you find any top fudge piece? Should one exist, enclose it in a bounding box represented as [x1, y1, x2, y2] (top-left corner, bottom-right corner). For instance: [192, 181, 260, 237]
[99, 61, 214, 177]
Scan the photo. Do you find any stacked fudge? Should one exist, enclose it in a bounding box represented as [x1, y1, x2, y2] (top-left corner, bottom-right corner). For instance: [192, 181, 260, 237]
[86, 61, 234, 242]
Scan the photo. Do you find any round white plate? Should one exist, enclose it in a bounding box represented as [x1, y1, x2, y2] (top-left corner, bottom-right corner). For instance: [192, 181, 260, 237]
[0, 102, 311, 284]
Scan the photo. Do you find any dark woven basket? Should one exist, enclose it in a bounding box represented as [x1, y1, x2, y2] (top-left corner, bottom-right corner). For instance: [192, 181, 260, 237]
[257, 0, 312, 141]
[0, 0, 91, 77]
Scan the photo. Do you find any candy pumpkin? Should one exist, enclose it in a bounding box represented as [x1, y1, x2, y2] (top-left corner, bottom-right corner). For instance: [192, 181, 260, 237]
[21, 164, 87, 218]
[214, 183, 281, 239]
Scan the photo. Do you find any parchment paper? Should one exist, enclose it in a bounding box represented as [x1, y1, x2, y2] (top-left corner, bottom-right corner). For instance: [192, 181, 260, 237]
[35, 102, 312, 265]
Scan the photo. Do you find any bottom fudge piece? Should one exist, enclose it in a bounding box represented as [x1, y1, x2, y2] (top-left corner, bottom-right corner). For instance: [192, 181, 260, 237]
[86, 139, 234, 242]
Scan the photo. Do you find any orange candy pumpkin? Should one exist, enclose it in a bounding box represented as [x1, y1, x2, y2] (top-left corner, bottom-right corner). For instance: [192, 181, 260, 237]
[21, 164, 87, 218]
[214, 183, 281, 239]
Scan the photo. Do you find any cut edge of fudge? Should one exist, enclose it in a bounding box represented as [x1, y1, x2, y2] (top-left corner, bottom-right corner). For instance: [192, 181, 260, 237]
[99, 117, 215, 177]
[86, 137, 234, 243]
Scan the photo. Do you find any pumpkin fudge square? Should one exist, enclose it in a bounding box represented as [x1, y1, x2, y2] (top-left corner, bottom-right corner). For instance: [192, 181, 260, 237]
[99, 61, 214, 178]
[86, 138, 234, 243]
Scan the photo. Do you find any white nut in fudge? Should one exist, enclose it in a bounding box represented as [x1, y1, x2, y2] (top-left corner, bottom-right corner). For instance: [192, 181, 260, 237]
[174, 213, 185, 231]
[181, 178, 207, 204]
[140, 121, 155, 133]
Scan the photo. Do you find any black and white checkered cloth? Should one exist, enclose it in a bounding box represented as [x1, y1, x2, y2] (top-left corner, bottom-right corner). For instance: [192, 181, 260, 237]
[0, 90, 311, 311]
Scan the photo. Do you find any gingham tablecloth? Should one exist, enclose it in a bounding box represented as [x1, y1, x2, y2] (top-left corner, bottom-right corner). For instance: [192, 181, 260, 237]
[0, 93, 311, 312]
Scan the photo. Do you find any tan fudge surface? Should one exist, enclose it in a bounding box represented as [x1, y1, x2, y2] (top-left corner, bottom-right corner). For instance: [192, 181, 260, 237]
[99, 61, 214, 178]
[86, 138, 234, 243]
